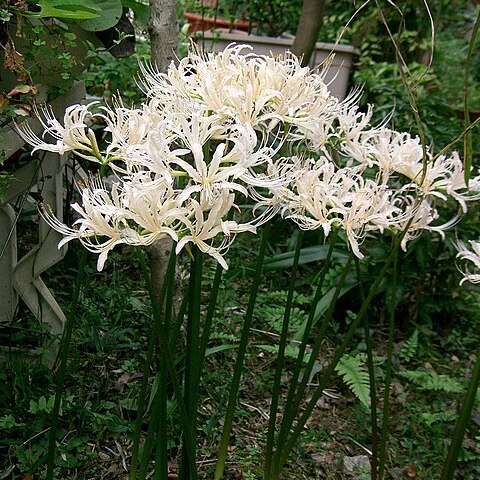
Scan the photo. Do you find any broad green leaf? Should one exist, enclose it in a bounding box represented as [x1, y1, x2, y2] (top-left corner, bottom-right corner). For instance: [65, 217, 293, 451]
[263, 245, 349, 271]
[28, 0, 101, 20]
[78, 0, 122, 31]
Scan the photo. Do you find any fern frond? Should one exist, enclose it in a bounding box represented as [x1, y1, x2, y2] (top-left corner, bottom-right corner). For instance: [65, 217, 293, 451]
[255, 344, 311, 363]
[399, 369, 463, 393]
[399, 329, 419, 363]
[335, 354, 371, 410]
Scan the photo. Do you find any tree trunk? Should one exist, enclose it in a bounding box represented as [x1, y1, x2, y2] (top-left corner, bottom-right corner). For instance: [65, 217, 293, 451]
[147, 0, 179, 304]
[291, 0, 327, 67]
[148, 0, 179, 72]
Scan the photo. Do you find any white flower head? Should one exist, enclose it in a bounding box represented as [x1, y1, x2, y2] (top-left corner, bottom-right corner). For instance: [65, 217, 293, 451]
[18, 102, 101, 161]
[456, 240, 480, 285]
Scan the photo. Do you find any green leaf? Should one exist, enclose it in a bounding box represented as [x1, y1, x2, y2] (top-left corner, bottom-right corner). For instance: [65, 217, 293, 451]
[78, 0, 122, 31]
[263, 245, 349, 271]
[205, 344, 238, 356]
[28, 0, 101, 20]
[335, 354, 371, 410]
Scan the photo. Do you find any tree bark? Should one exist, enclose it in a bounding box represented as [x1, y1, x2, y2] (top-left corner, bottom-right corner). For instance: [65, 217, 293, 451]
[291, 0, 327, 67]
[148, 0, 179, 72]
[147, 0, 179, 304]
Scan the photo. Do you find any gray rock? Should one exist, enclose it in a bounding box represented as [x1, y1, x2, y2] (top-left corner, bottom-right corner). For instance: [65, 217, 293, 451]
[343, 455, 371, 478]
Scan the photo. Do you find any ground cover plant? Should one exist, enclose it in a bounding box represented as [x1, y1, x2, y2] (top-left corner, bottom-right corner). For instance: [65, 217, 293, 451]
[1, 1, 480, 480]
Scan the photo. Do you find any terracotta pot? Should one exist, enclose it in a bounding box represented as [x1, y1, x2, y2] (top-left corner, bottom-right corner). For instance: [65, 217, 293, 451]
[184, 12, 252, 34]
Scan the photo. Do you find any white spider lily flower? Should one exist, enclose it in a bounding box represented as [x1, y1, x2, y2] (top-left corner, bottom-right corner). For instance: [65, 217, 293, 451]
[176, 192, 255, 269]
[18, 102, 101, 160]
[391, 197, 460, 252]
[367, 129, 424, 181]
[41, 178, 184, 271]
[143, 44, 338, 135]
[99, 101, 162, 156]
[456, 241, 480, 285]
[332, 179, 397, 258]
[173, 141, 249, 207]
[337, 102, 374, 143]
[426, 152, 480, 212]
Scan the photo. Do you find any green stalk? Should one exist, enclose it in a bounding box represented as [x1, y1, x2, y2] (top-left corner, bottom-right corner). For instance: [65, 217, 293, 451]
[138, 255, 176, 480]
[138, 372, 165, 480]
[199, 261, 224, 374]
[180, 246, 203, 480]
[46, 248, 88, 480]
[214, 223, 271, 480]
[153, 262, 175, 480]
[270, 253, 353, 478]
[264, 230, 304, 478]
[135, 249, 197, 480]
[377, 239, 399, 480]
[270, 231, 339, 474]
[440, 348, 480, 479]
[462, 9, 480, 183]
[355, 256, 379, 480]
[274, 241, 400, 475]
[130, 248, 175, 480]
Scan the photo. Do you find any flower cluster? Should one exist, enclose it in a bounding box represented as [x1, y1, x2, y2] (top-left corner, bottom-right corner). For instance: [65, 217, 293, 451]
[456, 241, 480, 285]
[19, 44, 480, 270]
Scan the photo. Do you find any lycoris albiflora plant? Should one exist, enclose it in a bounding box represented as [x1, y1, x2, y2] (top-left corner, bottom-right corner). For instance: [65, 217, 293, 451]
[19, 44, 480, 480]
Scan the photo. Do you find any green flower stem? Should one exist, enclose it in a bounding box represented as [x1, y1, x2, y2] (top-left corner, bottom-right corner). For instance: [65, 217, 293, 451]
[138, 256, 176, 480]
[264, 229, 304, 479]
[46, 248, 88, 480]
[131, 248, 175, 480]
[272, 253, 353, 475]
[138, 372, 166, 480]
[377, 239, 399, 480]
[153, 262, 176, 480]
[281, 230, 338, 414]
[199, 260, 224, 374]
[214, 223, 272, 480]
[274, 241, 400, 476]
[440, 349, 480, 480]
[134, 249, 196, 480]
[180, 246, 203, 480]
[355, 256, 379, 480]
[270, 231, 339, 474]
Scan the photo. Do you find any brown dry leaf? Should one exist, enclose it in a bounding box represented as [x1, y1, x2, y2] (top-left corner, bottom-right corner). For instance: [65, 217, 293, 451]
[20, 475, 34, 480]
[311, 451, 335, 464]
[114, 372, 143, 392]
[406, 463, 418, 478]
[4, 39, 24, 72]
[7, 84, 31, 97]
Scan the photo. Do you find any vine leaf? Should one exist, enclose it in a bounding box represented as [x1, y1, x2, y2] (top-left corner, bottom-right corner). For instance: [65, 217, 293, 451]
[78, 0, 122, 31]
[29, 0, 101, 20]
